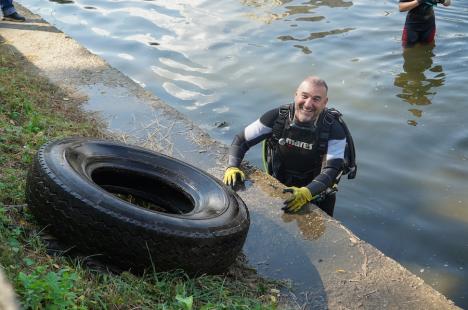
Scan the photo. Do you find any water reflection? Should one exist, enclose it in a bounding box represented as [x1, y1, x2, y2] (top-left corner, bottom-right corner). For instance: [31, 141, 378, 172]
[277, 27, 353, 42]
[241, 0, 352, 24]
[240, 0, 352, 9]
[394, 45, 446, 126]
[285, 0, 352, 14]
[49, 0, 73, 4]
[294, 44, 312, 54]
[240, 0, 354, 55]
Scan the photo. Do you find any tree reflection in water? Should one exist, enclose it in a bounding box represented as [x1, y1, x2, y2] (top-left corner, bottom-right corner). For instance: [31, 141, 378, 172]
[240, 0, 352, 10]
[394, 44, 446, 126]
[239, 0, 352, 24]
[240, 0, 353, 56]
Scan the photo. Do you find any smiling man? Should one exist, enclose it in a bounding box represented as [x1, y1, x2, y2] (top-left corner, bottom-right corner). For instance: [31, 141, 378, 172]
[223, 76, 355, 216]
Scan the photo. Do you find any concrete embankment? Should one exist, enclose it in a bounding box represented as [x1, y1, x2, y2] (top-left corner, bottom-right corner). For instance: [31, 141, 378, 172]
[0, 5, 460, 309]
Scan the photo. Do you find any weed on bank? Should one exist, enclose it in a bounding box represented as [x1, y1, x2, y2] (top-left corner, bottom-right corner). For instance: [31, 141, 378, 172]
[0, 42, 280, 309]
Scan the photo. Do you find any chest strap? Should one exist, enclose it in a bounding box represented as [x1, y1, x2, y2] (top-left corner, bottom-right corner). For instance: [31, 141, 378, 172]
[271, 104, 291, 141]
[317, 110, 335, 155]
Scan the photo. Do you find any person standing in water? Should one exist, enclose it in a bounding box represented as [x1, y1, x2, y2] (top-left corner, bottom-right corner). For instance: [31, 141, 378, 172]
[399, 0, 451, 48]
[223, 76, 356, 217]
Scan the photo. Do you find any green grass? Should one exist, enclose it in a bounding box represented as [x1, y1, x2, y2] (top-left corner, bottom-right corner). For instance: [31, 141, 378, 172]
[0, 42, 282, 309]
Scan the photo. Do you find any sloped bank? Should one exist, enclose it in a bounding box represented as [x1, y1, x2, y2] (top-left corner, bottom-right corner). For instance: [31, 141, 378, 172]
[1, 4, 460, 309]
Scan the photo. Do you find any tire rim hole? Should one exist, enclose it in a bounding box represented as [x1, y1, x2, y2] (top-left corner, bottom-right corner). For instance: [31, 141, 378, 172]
[91, 167, 194, 214]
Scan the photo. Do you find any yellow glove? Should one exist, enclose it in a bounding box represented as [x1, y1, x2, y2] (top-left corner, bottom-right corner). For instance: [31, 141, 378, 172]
[223, 167, 245, 187]
[282, 186, 317, 213]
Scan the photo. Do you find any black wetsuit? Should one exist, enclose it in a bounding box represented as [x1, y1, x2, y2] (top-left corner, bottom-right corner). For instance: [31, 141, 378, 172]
[400, 0, 436, 48]
[228, 106, 346, 216]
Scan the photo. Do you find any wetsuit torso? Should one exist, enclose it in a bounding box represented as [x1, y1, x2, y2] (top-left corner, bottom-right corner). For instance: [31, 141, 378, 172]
[400, 0, 436, 47]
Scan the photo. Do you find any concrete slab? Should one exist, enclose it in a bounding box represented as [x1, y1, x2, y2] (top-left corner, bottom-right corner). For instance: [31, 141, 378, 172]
[0, 5, 460, 309]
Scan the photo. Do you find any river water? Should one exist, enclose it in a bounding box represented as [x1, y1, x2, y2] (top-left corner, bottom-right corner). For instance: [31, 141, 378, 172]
[17, 0, 468, 306]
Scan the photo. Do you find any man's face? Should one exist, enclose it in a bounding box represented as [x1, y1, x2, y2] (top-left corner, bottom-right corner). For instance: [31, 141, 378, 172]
[293, 82, 328, 124]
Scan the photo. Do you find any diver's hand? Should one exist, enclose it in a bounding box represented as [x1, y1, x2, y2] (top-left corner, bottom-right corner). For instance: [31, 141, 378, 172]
[282, 187, 316, 213]
[223, 167, 245, 187]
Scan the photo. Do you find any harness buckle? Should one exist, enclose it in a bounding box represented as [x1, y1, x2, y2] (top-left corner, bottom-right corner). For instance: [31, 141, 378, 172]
[323, 111, 335, 126]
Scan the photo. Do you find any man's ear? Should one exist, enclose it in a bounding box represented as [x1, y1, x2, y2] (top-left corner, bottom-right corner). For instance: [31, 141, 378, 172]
[324, 97, 329, 106]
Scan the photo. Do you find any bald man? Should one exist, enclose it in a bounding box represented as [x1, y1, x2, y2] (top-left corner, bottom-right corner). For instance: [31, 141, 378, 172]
[224, 76, 354, 216]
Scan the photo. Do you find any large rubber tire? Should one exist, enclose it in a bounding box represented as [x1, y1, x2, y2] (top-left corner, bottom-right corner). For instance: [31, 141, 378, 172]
[26, 138, 250, 275]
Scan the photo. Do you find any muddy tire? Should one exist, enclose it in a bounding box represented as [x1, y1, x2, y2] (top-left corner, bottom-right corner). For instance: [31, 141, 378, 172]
[26, 138, 249, 274]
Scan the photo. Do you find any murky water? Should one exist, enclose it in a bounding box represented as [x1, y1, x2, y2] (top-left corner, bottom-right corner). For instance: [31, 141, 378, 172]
[17, 0, 468, 306]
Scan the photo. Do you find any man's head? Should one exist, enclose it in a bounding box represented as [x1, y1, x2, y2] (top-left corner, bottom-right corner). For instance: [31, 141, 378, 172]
[293, 76, 328, 124]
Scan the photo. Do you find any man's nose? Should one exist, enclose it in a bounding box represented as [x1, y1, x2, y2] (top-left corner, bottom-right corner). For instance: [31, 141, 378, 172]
[304, 98, 314, 106]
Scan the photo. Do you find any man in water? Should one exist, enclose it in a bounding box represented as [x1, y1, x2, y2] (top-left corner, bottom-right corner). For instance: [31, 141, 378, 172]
[223, 76, 355, 217]
[399, 0, 451, 48]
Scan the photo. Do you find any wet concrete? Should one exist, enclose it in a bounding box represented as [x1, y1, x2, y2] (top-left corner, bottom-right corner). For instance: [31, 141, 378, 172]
[0, 5, 460, 309]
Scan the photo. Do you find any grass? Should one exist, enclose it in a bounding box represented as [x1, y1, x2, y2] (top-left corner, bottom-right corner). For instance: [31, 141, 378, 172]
[0, 41, 283, 309]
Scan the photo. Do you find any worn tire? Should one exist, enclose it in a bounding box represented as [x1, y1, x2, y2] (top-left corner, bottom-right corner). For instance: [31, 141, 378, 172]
[26, 138, 249, 274]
